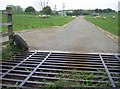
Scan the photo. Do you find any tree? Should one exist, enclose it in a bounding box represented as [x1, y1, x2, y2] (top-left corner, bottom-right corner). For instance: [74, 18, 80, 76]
[72, 9, 82, 16]
[95, 8, 99, 13]
[7, 5, 23, 13]
[14, 6, 23, 12]
[42, 6, 52, 15]
[25, 6, 36, 13]
[98, 9, 103, 13]
[103, 8, 115, 13]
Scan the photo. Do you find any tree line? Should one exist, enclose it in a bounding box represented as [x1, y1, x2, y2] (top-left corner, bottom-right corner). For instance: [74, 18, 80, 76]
[66, 8, 116, 16]
[7, 5, 52, 15]
[7, 5, 117, 15]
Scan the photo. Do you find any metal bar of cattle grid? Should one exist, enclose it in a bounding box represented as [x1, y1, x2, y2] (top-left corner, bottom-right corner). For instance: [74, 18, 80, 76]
[1, 52, 37, 78]
[1, 51, 120, 88]
[115, 55, 120, 61]
[99, 54, 116, 87]
[18, 52, 51, 88]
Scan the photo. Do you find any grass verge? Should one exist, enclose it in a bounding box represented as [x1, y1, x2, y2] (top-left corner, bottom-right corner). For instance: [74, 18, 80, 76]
[2, 14, 72, 32]
[84, 13, 118, 36]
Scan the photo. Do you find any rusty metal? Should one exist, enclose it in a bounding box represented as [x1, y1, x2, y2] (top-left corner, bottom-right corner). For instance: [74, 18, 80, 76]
[1, 51, 120, 88]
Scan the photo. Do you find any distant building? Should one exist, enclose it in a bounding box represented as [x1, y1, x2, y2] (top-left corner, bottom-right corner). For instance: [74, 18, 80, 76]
[58, 10, 67, 16]
[67, 10, 73, 14]
[93, 12, 99, 16]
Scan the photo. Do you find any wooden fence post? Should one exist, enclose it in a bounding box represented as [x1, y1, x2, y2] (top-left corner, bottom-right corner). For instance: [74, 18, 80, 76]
[6, 7, 14, 45]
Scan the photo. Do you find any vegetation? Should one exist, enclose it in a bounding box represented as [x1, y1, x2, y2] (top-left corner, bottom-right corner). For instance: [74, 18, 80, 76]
[42, 6, 52, 15]
[66, 8, 116, 16]
[84, 12, 118, 36]
[2, 13, 72, 32]
[7, 5, 23, 13]
[94, 8, 115, 13]
[43, 69, 111, 88]
[25, 6, 36, 13]
[1, 44, 27, 61]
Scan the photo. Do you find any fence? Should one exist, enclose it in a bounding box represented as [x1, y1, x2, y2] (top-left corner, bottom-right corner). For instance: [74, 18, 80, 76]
[0, 7, 14, 45]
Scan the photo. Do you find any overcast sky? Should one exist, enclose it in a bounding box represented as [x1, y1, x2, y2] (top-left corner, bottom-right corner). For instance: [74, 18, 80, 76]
[0, 0, 120, 11]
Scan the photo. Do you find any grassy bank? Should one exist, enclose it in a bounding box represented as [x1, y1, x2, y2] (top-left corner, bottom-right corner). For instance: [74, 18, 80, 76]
[84, 13, 118, 36]
[2, 13, 72, 32]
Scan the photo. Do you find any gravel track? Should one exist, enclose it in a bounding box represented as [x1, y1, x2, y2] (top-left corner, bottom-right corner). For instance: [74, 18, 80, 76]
[18, 17, 118, 53]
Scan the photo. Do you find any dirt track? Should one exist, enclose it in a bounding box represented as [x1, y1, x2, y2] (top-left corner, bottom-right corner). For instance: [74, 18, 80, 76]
[18, 17, 118, 53]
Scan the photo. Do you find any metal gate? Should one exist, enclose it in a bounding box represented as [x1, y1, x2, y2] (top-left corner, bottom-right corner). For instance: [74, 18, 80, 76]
[0, 51, 120, 88]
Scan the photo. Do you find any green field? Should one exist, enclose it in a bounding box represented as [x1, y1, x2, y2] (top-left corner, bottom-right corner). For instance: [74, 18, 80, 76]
[84, 13, 118, 36]
[2, 13, 72, 32]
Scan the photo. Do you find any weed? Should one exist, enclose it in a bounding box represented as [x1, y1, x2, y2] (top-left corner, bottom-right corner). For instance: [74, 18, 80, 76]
[1, 44, 27, 61]
[25, 68, 32, 72]
[40, 69, 112, 88]
[14, 82, 19, 86]
[43, 79, 73, 89]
